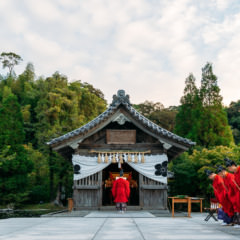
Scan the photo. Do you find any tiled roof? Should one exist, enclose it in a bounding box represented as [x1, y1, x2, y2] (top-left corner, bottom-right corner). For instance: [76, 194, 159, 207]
[47, 90, 195, 146]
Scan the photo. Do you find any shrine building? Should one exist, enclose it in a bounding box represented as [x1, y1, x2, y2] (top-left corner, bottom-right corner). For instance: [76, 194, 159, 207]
[47, 90, 195, 210]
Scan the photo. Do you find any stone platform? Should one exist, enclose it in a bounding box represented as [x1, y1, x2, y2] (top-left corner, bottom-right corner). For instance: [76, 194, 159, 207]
[0, 212, 240, 240]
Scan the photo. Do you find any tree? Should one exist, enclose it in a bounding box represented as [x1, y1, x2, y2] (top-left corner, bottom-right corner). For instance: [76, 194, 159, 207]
[134, 101, 164, 117]
[226, 100, 240, 144]
[148, 108, 177, 132]
[34, 73, 107, 203]
[0, 94, 33, 206]
[174, 64, 234, 147]
[0, 52, 23, 76]
[25, 144, 50, 203]
[0, 56, 109, 206]
[200, 63, 222, 107]
[174, 73, 202, 143]
[0, 94, 25, 146]
[133, 101, 177, 131]
[199, 63, 233, 147]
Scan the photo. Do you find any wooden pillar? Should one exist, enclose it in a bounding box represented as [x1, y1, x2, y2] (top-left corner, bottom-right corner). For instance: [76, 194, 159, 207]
[172, 198, 175, 217]
[187, 197, 191, 217]
[98, 171, 102, 208]
[68, 198, 73, 211]
[139, 174, 143, 208]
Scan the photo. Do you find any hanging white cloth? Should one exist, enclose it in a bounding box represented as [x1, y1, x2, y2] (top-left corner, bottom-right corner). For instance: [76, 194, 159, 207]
[72, 155, 111, 181]
[126, 154, 168, 184]
[72, 154, 168, 184]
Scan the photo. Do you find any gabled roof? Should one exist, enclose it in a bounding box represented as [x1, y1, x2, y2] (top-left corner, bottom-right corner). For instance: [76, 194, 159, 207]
[47, 90, 195, 148]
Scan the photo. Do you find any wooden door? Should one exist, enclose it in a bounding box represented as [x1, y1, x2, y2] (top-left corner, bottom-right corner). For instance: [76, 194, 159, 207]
[139, 174, 168, 209]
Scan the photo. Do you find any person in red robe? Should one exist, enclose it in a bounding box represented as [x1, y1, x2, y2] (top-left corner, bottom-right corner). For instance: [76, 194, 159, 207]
[224, 158, 240, 189]
[205, 169, 234, 224]
[112, 169, 130, 213]
[224, 158, 240, 226]
[217, 165, 240, 227]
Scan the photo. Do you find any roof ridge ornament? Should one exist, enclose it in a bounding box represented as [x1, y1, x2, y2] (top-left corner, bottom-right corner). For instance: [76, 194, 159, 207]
[111, 89, 131, 107]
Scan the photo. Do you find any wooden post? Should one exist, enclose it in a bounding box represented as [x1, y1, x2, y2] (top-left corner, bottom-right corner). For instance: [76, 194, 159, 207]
[139, 174, 143, 208]
[68, 198, 73, 211]
[98, 171, 102, 208]
[187, 197, 191, 217]
[172, 198, 175, 217]
[200, 199, 203, 213]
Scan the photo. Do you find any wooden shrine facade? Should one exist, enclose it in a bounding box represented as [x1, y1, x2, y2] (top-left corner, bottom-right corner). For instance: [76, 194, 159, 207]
[48, 90, 195, 210]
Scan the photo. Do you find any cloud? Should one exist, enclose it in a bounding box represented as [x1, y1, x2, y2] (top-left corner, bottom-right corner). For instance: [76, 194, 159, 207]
[23, 0, 62, 22]
[0, 0, 240, 106]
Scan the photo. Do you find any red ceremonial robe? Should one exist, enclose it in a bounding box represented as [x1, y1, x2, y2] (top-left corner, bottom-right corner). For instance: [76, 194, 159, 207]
[112, 178, 130, 203]
[234, 166, 240, 187]
[223, 172, 240, 213]
[234, 166, 240, 213]
[213, 175, 234, 217]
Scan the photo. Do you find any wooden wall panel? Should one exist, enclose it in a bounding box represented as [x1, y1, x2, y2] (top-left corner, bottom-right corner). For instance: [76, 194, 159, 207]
[139, 174, 168, 209]
[73, 172, 102, 209]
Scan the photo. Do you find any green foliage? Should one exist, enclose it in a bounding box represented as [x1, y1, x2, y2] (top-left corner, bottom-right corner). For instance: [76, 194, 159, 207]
[174, 73, 202, 142]
[134, 101, 177, 131]
[0, 94, 25, 146]
[0, 59, 107, 207]
[33, 73, 106, 202]
[0, 94, 33, 206]
[28, 185, 50, 204]
[169, 145, 240, 198]
[226, 100, 240, 144]
[134, 101, 164, 116]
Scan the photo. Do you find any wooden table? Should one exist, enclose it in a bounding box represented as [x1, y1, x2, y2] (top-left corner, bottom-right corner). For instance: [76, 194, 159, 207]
[191, 198, 204, 213]
[168, 197, 204, 218]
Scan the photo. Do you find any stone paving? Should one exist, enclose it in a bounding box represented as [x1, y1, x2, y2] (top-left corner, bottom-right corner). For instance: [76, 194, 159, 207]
[0, 212, 240, 240]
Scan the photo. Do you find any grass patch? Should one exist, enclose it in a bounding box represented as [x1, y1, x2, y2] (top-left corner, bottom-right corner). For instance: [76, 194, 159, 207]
[0, 203, 67, 219]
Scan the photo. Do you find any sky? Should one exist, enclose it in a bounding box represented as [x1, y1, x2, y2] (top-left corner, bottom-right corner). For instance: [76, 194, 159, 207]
[0, 0, 240, 107]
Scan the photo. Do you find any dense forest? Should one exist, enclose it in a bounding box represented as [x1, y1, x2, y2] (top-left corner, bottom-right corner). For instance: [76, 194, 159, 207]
[0, 52, 240, 207]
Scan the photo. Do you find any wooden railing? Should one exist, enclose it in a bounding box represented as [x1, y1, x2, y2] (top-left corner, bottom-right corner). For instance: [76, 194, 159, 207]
[141, 175, 167, 190]
[74, 172, 101, 189]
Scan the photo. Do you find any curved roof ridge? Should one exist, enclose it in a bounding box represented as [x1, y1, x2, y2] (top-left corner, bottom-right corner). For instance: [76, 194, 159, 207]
[47, 89, 195, 146]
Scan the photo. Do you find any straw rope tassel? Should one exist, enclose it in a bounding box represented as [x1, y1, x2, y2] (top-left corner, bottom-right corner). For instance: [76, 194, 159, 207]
[134, 153, 138, 163]
[112, 153, 116, 163]
[141, 153, 145, 163]
[104, 153, 108, 163]
[128, 153, 131, 162]
[98, 153, 101, 163]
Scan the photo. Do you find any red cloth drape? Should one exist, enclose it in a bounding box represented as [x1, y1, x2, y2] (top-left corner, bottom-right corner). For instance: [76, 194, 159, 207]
[112, 178, 130, 203]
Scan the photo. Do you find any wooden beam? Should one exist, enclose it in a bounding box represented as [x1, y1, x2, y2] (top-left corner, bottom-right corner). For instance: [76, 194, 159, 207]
[74, 185, 100, 190]
[78, 143, 164, 149]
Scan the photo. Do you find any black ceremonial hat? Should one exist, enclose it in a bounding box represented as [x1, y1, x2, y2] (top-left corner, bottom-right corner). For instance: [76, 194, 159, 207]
[204, 169, 213, 177]
[224, 158, 237, 167]
[216, 165, 225, 173]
